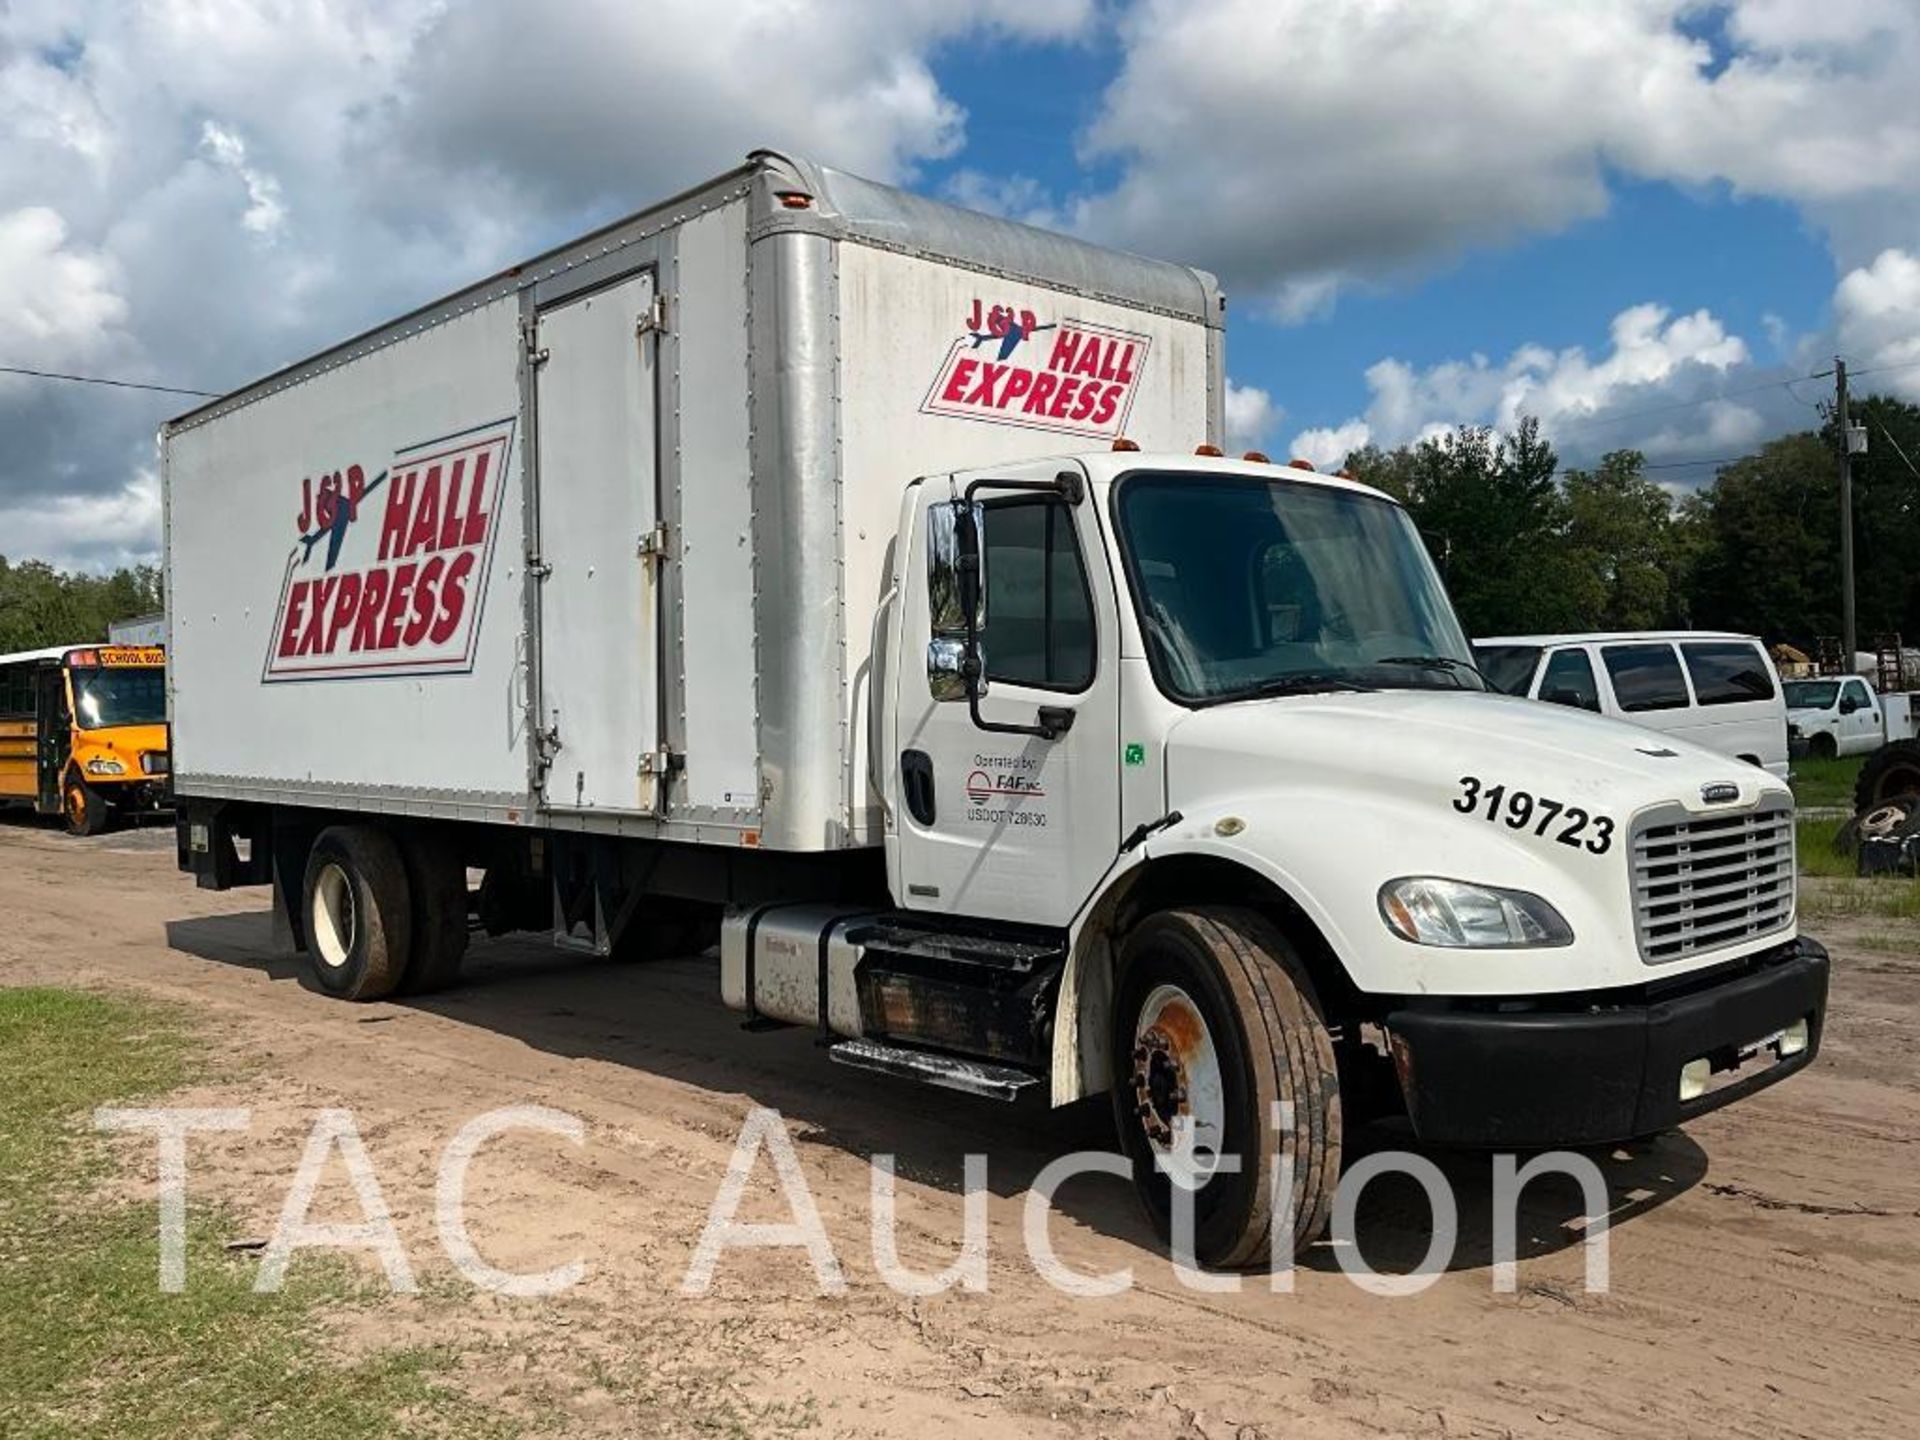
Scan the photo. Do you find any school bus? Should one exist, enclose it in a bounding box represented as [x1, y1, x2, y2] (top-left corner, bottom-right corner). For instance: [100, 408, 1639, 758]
[0, 644, 170, 835]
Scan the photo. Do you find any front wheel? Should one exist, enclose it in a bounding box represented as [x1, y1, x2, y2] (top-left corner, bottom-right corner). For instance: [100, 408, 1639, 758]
[1111, 907, 1341, 1267]
[63, 775, 111, 837]
[1809, 731, 1838, 760]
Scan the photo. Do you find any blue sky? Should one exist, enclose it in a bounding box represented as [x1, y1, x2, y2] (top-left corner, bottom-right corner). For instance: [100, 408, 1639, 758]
[922, 21, 1846, 468]
[3, 0, 1919, 567]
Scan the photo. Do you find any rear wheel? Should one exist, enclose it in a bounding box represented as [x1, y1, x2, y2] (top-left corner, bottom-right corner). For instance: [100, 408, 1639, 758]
[1111, 906, 1340, 1267]
[398, 832, 469, 995]
[302, 826, 412, 1001]
[62, 775, 111, 837]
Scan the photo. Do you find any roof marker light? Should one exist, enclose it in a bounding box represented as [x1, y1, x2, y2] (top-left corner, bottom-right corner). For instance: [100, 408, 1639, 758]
[1195, 444, 1224, 457]
[1112, 437, 1141, 452]
[776, 191, 814, 209]
[1288, 457, 1317, 472]
[1242, 450, 1271, 463]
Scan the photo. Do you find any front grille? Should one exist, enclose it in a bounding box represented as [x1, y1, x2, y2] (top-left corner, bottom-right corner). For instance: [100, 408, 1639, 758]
[1631, 801, 1795, 964]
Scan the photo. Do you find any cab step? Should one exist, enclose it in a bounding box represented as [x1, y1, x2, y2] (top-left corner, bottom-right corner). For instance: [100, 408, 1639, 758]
[826, 1037, 1041, 1102]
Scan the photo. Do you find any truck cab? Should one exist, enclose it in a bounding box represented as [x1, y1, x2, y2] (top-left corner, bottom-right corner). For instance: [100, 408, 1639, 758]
[869, 450, 1825, 1261]
[1784, 675, 1882, 758]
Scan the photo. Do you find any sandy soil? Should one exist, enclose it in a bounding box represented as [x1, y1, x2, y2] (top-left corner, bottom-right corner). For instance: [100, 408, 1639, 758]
[2, 813, 1917, 1438]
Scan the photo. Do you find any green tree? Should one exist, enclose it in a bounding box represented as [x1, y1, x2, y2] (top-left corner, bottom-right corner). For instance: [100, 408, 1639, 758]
[1559, 451, 1678, 631]
[1345, 417, 1580, 636]
[0, 557, 163, 653]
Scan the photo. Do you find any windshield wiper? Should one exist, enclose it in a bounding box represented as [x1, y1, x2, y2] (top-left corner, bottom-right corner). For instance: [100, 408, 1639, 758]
[1375, 655, 1488, 687]
[1204, 672, 1374, 705]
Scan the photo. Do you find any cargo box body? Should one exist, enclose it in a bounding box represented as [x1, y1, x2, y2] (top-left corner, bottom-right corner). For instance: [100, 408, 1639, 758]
[164, 151, 1222, 853]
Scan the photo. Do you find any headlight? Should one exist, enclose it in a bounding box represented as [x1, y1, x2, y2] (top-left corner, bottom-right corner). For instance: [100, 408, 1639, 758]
[141, 752, 170, 775]
[85, 757, 126, 776]
[1379, 877, 1573, 948]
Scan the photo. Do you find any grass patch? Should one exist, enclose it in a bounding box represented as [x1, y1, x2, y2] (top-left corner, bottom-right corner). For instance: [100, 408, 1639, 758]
[1795, 818, 1920, 921]
[0, 988, 513, 1440]
[1790, 754, 1865, 809]
[1795, 816, 1857, 879]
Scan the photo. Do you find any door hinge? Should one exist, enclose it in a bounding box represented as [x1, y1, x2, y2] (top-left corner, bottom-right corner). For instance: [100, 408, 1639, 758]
[526, 555, 552, 579]
[636, 522, 672, 562]
[638, 748, 683, 778]
[522, 317, 549, 367]
[536, 722, 562, 762]
[636, 293, 668, 336]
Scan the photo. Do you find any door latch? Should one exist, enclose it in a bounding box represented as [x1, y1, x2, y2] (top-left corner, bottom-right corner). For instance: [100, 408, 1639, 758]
[636, 523, 671, 562]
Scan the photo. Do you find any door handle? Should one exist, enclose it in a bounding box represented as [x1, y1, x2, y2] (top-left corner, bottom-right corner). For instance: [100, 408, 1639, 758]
[900, 749, 936, 826]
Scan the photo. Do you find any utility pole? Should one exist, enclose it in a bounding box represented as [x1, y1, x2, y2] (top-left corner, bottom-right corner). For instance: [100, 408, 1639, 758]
[1836, 355, 1856, 668]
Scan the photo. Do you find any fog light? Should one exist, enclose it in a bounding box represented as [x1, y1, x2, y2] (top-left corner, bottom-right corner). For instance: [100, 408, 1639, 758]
[1778, 1018, 1810, 1058]
[1679, 1058, 1712, 1102]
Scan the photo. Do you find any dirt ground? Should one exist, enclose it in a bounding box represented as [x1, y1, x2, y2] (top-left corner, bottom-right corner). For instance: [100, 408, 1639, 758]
[3, 815, 1917, 1439]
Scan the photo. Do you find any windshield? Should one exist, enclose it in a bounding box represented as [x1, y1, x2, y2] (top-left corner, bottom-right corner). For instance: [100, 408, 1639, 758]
[1474, 644, 1544, 697]
[71, 665, 166, 728]
[1113, 472, 1480, 703]
[1783, 680, 1839, 710]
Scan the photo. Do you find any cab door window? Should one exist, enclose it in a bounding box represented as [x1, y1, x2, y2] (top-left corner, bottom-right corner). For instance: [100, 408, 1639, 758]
[979, 499, 1095, 691]
[1538, 648, 1601, 712]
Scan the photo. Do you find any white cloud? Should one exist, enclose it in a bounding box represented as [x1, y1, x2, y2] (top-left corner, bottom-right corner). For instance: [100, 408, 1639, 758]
[1069, 0, 1920, 313]
[198, 121, 287, 238]
[1835, 248, 1920, 401]
[0, 0, 1101, 568]
[1290, 420, 1371, 472]
[1223, 379, 1279, 453]
[1289, 301, 1770, 467]
[0, 469, 160, 573]
[0, 206, 126, 357]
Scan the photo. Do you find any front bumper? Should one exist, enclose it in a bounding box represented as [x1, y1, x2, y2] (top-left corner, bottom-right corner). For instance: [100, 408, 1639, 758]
[1384, 937, 1829, 1148]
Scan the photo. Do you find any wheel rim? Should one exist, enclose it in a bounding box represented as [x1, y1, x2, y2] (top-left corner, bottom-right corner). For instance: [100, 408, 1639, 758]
[311, 863, 357, 970]
[1861, 799, 1916, 839]
[1130, 983, 1227, 1190]
[65, 784, 88, 828]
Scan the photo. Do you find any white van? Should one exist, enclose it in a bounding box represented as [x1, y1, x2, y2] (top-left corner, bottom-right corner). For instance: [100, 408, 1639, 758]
[1475, 631, 1789, 777]
[1782, 675, 1883, 758]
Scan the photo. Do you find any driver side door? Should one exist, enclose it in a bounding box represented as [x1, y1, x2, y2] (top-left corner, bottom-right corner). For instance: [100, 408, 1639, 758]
[886, 463, 1121, 928]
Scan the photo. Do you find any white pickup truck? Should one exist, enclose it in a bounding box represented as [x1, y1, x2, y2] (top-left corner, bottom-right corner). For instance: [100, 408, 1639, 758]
[165, 150, 1828, 1265]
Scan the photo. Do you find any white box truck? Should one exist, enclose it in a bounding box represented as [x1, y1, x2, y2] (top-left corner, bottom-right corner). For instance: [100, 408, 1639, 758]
[166, 151, 1827, 1264]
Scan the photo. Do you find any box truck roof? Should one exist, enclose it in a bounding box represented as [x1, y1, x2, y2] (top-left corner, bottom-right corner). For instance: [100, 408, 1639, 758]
[165, 149, 1222, 435]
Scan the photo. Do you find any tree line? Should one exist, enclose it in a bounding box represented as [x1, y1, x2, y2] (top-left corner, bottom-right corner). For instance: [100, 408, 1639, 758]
[1342, 395, 1920, 646]
[0, 557, 163, 653]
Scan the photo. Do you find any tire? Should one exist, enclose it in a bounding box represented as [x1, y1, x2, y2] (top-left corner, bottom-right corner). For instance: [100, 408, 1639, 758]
[1111, 906, 1341, 1268]
[301, 825, 412, 1001]
[62, 774, 111, 837]
[1856, 740, 1920, 812]
[397, 832, 469, 995]
[1835, 794, 1919, 858]
[1809, 732, 1838, 760]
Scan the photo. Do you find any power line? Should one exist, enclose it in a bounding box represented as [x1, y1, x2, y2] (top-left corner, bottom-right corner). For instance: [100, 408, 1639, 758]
[1550, 370, 1814, 436]
[0, 364, 219, 398]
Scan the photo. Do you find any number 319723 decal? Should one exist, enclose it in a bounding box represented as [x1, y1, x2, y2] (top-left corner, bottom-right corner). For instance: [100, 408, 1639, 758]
[1454, 776, 1615, 854]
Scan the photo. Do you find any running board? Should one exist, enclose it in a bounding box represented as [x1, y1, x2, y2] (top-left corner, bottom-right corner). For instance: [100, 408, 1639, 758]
[826, 1038, 1041, 1102]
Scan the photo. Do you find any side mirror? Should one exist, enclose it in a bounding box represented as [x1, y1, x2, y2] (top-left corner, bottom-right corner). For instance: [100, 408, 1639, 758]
[927, 636, 987, 703]
[927, 499, 987, 637]
[1839, 695, 1858, 714]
